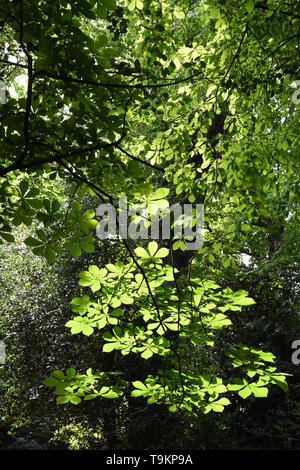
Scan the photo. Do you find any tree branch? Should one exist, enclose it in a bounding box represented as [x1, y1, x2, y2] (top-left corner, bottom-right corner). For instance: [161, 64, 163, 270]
[255, 3, 300, 20]
[0, 58, 28, 69]
[0, 136, 126, 177]
[33, 70, 204, 90]
[59, 160, 113, 202]
[223, 22, 249, 83]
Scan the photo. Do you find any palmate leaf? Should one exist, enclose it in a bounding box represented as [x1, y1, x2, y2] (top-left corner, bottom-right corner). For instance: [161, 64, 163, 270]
[43, 367, 125, 405]
[269, 373, 290, 393]
[147, 316, 180, 335]
[79, 210, 99, 234]
[207, 313, 232, 329]
[102, 327, 134, 354]
[78, 266, 108, 292]
[237, 381, 269, 399]
[65, 317, 95, 336]
[71, 295, 93, 315]
[134, 241, 169, 262]
[204, 397, 231, 414]
[131, 381, 151, 397]
[106, 262, 129, 278]
[56, 396, 71, 405]
[43, 377, 61, 387]
[134, 246, 149, 258]
[231, 291, 256, 306]
[99, 388, 119, 399]
[227, 377, 248, 392]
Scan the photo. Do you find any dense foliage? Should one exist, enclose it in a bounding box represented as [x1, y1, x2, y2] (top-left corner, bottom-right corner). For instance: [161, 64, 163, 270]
[0, 0, 299, 450]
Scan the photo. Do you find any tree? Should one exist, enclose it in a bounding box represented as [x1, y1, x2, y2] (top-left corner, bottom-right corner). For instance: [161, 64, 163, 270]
[1, 0, 298, 427]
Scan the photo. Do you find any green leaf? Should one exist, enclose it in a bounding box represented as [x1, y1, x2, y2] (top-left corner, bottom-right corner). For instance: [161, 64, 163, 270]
[150, 188, 169, 200]
[148, 240, 158, 257]
[24, 237, 42, 247]
[141, 348, 153, 359]
[128, 0, 135, 11]
[72, 201, 81, 216]
[101, 0, 117, 10]
[246, 0, 254, 14]
[84, 394, 98, 400]
[69, 395, 82, 405]
[82, 325, 94, 336]
[251, 385, 268, 398]
[131, 389, 146, 397]
[270, 375, 289, 393]
[65, 320, 84, 334]
[132, 381, 148, 390]
[43, 377, 60, 387]
[174, 8, 185, 19]
[238, 387, 252, 399]
[95, 34, 108, 47]
[70, 245, 82, 257]
[0, 232, 15, 242]
[155, 247, 169, 258]
[32, 246, 45, 256]
[233, 297, 256, 306]
[89, 265, 100, 276]
[27, 198, 43, 209]
[169, 404, 177, 412]
[56, 396, 70, 404]
[19, 180, 29, 195]
[103, 342, 116, 353]
[173, 240, 186, 251]
[134, 247, 149, 258]
[66, 368, 76, 378]
[36, 229, 47, 242]
[52, 370, 65, 380]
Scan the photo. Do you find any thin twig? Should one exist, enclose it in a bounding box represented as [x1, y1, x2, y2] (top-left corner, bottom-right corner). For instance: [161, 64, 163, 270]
[116, 145, 165, 173]
[33, 69, 204, 90]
